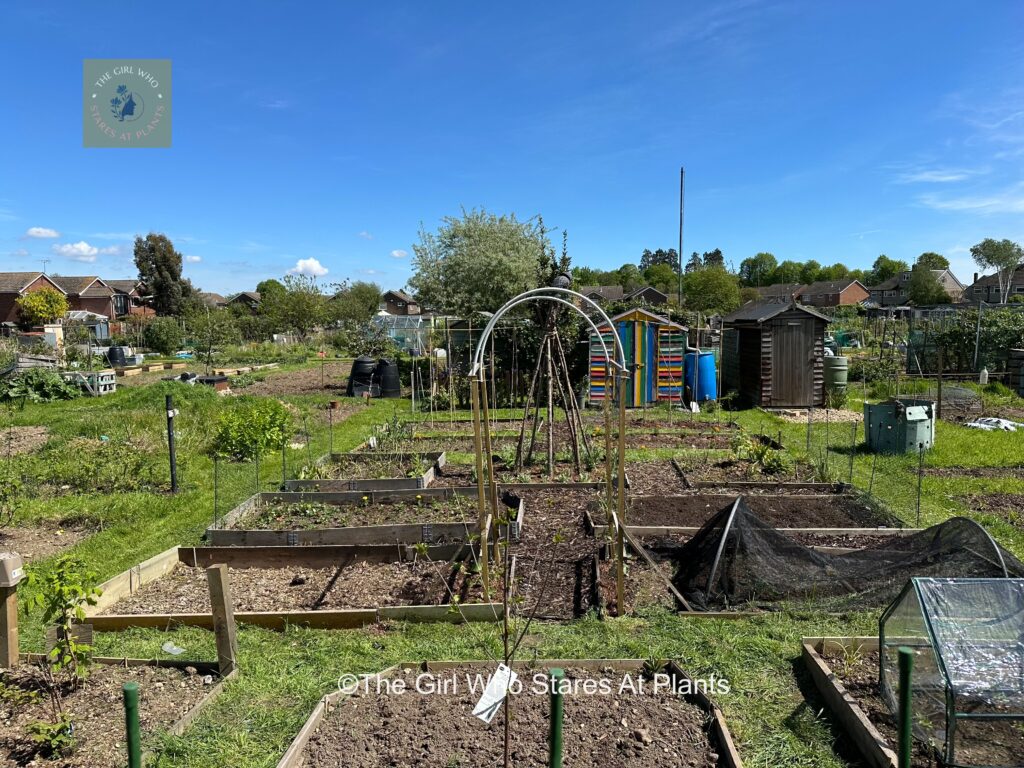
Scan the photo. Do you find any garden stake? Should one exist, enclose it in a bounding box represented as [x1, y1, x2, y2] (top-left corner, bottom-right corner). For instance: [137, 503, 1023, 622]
[213, 454, 219, 530]
[848, 421, 857, 484]
[281, 445, 287, 486]
[869, 422, 880, 494]
[328, 405, 334, 455]
[208, 564, 239, 676]
[897, 647, 914, 768]
[165, 394, 178, 493]
[916, 442, 924, 527]
[548, 668, 565, 768]
[806, 408, 813, 453]
[480, 374, 499, 529]
[123, 682, 142, 768]
[471, 383, 486, 534]
[255, 445, 261, 495]
[303, 415, 313, 467]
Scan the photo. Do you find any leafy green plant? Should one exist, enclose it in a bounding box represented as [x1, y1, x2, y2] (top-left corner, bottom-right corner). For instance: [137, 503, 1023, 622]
[142, 316, 183, 356]
[27, 714, 75, 757]
[1, 369, 80, 404]
[212, 398, 293, 460]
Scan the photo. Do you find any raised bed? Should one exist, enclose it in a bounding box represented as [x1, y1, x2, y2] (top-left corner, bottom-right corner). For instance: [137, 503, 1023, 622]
[85, 544, 503, 632]
[0, 656, 232, 767]
[276, 659, 743, 768]
[207, 488, 525, 546]
[284, 451, 446, 491]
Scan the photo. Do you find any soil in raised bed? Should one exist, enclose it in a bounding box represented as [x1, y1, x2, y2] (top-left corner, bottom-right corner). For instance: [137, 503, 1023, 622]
[316, 454, 436, 481]
[303, 663, 718, 768]
[0, 662, 212, 767]
[617, 494, 895, 529]
[103, 558, 491, 614]
[429, 460, 607, 488]
[821, 650, 1024, 768]
[622, 461, 687, 495]
[674, 454, 816, 486]
[241, 497, 479, 531]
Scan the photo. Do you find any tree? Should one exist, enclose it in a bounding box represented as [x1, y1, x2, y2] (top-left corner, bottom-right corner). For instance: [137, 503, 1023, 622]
[868, 255, 909, 285]
[907, 266, 951, 305]
[639, 248, 679, 272]
[142, 316, 183, 355]
[971, 238, 1024, 304]
[409, 208, 548, 316]
[772, 260, 803, 284]
[738, 252, 777, 287]
[701, 249, 725, 269]
[642, 263, 677, 294]
[255, 278, 286, 305]
[134, 233, 193, 316]
[186, 307, 239, 373]
[264, 274, 332, 339]
[916, 252, 950, 271]
[331, 280, 382, 324]
[739, 286, 760, 304]
[682, 266, 740, 314]
[800, 260, 823, 284]
[15, 288, 68, 326]
[684, 252, 703, 274]
[614, 263, 643, 292]
[820, 263, 850, 281]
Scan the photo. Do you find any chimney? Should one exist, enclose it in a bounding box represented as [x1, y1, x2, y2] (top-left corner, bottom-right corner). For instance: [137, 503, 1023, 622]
[973, 272, 978, 284]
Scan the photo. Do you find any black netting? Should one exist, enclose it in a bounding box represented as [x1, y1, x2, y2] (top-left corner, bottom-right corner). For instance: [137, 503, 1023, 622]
[669, 499, 1024, 611]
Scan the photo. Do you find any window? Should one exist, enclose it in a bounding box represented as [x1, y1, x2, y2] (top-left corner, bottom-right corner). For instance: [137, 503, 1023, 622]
[973, 287, 982, 294]
[884, 290, 896, 297]
[1016, 286, 1024, 294]
[901, 273, 910, 282]
[112, 295, 128, 316]
[900, 290, 907, 297]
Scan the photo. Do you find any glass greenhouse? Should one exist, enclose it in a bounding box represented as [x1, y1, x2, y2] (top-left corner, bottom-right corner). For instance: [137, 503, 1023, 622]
[880, 578, 1024, 768]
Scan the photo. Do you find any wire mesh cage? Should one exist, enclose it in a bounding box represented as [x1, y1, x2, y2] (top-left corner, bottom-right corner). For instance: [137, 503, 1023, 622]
[880, 578, 1024, 767]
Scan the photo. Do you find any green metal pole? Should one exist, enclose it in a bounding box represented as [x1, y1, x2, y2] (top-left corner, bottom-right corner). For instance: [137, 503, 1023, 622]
[123, 682, 142, 768]
[897, 647, 914, 768]
[549, 668, 564, 768]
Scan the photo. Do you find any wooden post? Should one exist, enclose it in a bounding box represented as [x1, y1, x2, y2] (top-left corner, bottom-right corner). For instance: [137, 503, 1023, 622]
[479, 375, 499, 530]
[481, 514, 492, 597]
[604, 368, 614, 513]
[617, 372, 627, 526]
[611, 512, 625, 616]
[206, 565, 238, 677]
[471, 383, 486, 534]
[1, 585, 18, 668]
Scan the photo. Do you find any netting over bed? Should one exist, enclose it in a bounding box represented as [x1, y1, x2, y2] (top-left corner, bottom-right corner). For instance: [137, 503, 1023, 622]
[669, 499, 1024, 611]
[880, 578, 1024, 768]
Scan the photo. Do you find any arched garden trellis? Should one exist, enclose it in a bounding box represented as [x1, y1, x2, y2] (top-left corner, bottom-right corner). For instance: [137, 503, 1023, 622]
[467, 287, 633, 609]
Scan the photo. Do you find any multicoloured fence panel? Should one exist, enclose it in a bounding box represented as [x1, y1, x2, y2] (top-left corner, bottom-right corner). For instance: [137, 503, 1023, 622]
[657, 327, 685, 403]
[588, 329, 617, 404]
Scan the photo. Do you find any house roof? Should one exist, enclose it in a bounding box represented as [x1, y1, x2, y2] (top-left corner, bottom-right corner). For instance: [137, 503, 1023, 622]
[722, 300, 830, 324]
[230, 291, 261, 303]
[0, 272, 62, 294]
[597, 306, 685, 330]
[756, 282, 804, 298]
[800, 279, 866, 296]
[580, 285, 626, 301]
[967, 267, 1024, 289]
[48, 275, 113, 297]
[624, 286, 668, 301]
[105, 279, 141, 295]
[383, 289, 416, 303]
[871, 270, 958, 292]
[200, 292, 228, 306]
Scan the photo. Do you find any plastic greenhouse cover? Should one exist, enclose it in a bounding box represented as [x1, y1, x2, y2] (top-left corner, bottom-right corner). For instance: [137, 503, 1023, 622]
[916, 578, 1024, 703]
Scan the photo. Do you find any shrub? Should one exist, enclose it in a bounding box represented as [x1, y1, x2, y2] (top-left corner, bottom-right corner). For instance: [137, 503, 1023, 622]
[212, 398, 292, 460]
[15, 288, 68, 326]
[848, 354, 902, 385]
[143, 317, 183, 356]
[1, 369, 80, 403]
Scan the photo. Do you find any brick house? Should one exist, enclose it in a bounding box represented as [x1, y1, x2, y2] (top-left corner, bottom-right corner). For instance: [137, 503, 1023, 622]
[380, 289, 420, 316]
[0, 272, 68, 325]
[868, 269, 965, 306]
[964, 267, 1024, 304]
[48, 276, 117, 318]
[104, 279, 148, 317]
[796, 279, 870, 307]
[228, 291, 262, 311]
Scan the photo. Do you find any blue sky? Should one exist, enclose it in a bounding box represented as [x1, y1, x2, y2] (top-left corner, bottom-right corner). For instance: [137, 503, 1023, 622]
[1, 1, 1023, 294]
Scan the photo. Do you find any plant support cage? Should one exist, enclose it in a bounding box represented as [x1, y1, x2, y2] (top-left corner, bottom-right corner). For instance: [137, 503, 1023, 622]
[880, 578, 1024, 768]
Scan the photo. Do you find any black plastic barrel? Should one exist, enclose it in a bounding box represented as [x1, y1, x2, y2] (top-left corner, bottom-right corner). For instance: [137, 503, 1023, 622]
[107, 346, 129, 367]
[377, 359, 401, 398]
[346, 356, 379, 397]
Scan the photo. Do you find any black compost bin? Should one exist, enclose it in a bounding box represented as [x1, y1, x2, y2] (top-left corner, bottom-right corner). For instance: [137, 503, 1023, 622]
[377, 359, 401, 398]
[346, 356, 380, 397]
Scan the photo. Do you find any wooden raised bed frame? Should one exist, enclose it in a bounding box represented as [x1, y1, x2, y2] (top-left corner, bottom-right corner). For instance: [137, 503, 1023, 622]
[207, 488, 525, 546]
[801, 636, 896, 768]
[275, 658, 743, 768]
[83, 544, 504, 632]
[284, 450, 446, 492]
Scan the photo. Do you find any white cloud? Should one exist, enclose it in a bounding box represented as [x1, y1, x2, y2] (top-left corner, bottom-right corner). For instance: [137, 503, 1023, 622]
[358, 231, 373, 240]
[185, 255, 202, 263]
[287, 257, 328, 277]
[50, 241, 120, 263]
[895, 168, 981, 184]
[9, 248, 30, 259]
[25, 227, 60, 238]
[390, 249, 408, 259]
[919, 185, 1024, 214]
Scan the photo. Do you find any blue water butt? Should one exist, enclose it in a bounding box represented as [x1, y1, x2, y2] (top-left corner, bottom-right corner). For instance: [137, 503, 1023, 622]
[685, 351, 718, 402]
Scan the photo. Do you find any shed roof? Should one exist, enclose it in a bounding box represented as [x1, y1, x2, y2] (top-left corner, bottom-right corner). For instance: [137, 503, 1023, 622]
[722, 300, 830, 324]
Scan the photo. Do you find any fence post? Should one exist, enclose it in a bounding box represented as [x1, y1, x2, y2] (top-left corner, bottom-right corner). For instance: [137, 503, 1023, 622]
[206, 564, 239, 677]
[213, 453, 219, 530]
[166, 394, 178, 493]
[0, 581, 19, 668]
[123, 682, 142, 768]
[897, 647, 914, 768]
[848, 421, 857, 485]
[916, 442, 925, 527]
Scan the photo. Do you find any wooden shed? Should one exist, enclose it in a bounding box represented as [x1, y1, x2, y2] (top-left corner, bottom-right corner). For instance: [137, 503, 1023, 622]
[589, 307, 687, 407]
[720, 301, 829, 408]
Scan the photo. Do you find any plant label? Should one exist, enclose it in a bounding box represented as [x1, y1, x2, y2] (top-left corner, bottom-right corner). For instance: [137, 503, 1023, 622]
[471, 663, 517, 724]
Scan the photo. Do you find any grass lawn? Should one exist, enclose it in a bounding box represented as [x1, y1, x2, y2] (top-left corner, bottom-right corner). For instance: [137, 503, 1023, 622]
[5, 372, 1023, 766]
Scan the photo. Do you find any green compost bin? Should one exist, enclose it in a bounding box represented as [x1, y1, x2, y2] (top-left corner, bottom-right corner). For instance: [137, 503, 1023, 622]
[864, 398, 935, 455]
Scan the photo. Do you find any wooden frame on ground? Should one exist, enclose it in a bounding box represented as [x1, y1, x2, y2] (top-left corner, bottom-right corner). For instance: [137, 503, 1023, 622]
[284, 451, 447, 491]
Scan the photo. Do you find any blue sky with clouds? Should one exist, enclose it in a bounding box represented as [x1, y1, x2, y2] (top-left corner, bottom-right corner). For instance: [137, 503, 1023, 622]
[1, 1, 1023, 294]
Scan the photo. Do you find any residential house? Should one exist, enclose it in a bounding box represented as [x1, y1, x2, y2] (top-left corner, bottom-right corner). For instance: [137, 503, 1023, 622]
[797, 279, 870, 308]
[623, 286, 668, 305]
[868, 269, 965, 307]
[0, 272, 67, 325]
[755, 283, 803, 302]
[964, 267, 1024, 304]
[579, 285, 667, 305]
[104, 279, 148, 317]
[228, 291, 262, 311]
[580, 285, 625, 303]
[380, 289, 420, 316]
[199, 292, 229, 308]
[47, 275, 117, 318]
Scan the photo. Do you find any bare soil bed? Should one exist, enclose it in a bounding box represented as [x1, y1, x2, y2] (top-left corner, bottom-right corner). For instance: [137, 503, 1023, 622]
[303, 663, 719, 768]
[821, 650, 1024, 768]
[103, 559, 489, 614]
[0, 426, 50, 456]
[236, 362, 352, 397]
[429, 462, 606, 487]
[314, 453, 436, 481]
[923, 465, 1024, 478]
[599, 557, 676, 615]
[623, 461, 687, 495]
[0, 663, 212, 767]
[0, 523, 91, 562]
[241, 498, 478, 530]
[959, 492, 1024, 524]
[674, 454, 813, 485]
[616, 494, 894, 529]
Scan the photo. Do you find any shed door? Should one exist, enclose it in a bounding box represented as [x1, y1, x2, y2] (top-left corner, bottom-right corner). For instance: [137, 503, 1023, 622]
[771, 319, 815, 406]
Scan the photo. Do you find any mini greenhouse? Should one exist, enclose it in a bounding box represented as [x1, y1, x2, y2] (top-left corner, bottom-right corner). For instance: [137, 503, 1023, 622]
[880, 578, 1024, 768]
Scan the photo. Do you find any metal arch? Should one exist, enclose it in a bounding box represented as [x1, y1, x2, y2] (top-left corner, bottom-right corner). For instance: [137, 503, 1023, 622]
[469, 287, 627, 378]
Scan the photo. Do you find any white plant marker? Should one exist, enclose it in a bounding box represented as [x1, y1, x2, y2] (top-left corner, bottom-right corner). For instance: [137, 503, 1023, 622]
[471, 663, 518, 724]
